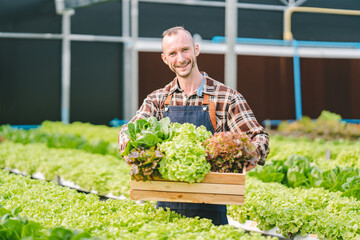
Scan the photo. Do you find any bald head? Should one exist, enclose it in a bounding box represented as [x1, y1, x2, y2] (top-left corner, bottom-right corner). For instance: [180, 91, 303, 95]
[162, 26, 195, 50]
[160, 26, 201, 79]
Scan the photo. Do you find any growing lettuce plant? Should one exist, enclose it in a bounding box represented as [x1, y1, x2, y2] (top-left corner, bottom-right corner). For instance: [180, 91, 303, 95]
[122, 117, 173, 181]
[158, 123, 212, 183]
[122, 117, 172, 156]
[202, 132, 256, 173]
[125, 147, 163, 181]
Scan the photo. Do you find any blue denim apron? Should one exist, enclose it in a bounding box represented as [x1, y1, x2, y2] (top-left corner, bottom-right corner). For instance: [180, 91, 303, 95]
[156, 93, 228, 226]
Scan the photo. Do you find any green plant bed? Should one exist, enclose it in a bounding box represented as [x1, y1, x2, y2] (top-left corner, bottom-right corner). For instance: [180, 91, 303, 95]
[0, 141, 130, 197]
[268, 135, 360, 170]
[0, 122, 122, 159]
[0, 205, 95, 240]
[0, 170, 274, 240]
[275, 111, 360, 141]
[249, 154, 360, 200]
[228, 177, 360, 240]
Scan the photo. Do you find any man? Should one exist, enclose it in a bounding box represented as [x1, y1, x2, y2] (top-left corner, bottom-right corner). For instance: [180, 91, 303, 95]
[119, 26, 269, 225]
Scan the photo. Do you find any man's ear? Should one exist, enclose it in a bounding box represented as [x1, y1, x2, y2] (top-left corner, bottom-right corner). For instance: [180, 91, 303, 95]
[161, 53, 168, 64]
[195, 44, 200, 57]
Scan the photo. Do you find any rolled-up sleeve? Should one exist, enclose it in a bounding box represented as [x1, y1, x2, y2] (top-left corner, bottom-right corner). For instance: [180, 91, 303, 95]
[226, 93, 270, 165]
[118, 93, 162, 154]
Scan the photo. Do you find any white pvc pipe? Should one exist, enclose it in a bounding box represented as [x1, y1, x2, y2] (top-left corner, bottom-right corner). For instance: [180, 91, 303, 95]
[122, 0, 130, 38]
[135, 38, 360, 58]
[277, 0, 288, 6]
[288, 0, 295, 6]
[69, 34, 126, 42]
[139, 0, 225, 7]
[294, 0, 309, 7]
[236, 3, 285, 11]
[123, 0, 133, 120]
[131, 0, 139, 115]
[0, 32, 62, 39]
[61, 10, 74, 124]
[0, 32, 126, 42]
[55, 0, 65, 14]
[225, 0, 238, 90]
[138, 0, 286, 11]
[124, 0, 139, 120]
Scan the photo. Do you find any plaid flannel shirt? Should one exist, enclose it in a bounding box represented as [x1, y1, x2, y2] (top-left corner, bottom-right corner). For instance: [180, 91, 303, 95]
[118, 72, 269, 165]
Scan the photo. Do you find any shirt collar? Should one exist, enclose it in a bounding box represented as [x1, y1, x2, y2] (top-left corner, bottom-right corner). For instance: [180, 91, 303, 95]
[196, 74, 205, 96]
[200, 72, 215, 96]
[168, 72, 215, 96]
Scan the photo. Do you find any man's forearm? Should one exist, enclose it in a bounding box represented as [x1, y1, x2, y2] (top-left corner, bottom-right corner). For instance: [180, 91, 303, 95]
[118, 124, 130, 154]
[251, 132, 270, 165]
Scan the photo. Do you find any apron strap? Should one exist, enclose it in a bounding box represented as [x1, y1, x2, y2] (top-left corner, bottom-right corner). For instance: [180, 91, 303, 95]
[203, 94, 217, 132]
[164, 94, 172, 106]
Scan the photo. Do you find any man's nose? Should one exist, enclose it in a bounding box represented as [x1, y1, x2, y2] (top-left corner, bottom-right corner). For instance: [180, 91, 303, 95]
[177, 52, 186, 62]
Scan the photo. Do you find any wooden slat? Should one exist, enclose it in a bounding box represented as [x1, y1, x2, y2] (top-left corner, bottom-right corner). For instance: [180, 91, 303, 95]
[130, 190, 244, 205]
[131, 180, 245, 195]
[201, 172, 246, 184]
[148, 172, 246, 184]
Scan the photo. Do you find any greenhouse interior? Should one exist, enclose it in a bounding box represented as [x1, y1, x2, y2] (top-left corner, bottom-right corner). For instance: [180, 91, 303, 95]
[0, 0, 360, 239]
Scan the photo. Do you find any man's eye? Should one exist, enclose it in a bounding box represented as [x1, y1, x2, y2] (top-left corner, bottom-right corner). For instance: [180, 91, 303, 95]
[183, 48, 189, 52]
[169, 52, 175, 56]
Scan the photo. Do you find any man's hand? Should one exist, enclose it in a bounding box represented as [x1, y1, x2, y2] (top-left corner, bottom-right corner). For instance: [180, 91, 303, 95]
[245, 152, 260, 171]
[245, 162, 257, 171]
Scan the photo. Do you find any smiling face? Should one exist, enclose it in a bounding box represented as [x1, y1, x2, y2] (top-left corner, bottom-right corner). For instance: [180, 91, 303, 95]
[161, 30, 200, 79]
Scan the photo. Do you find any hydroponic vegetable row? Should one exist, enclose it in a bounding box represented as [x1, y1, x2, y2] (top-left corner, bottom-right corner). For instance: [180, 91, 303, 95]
[0, 141, 130, 197]
[268, 135, 360, 170]
[229, 177, 360, 239]
[0, 204, 94, 240]
[2, 122, 359, 170]
[1, 121, 360, 239]
[0, 170, 273, 240]
[0, 122, 121, 159]
[276, 111, 360, 141]
[2, 121, 359, 170]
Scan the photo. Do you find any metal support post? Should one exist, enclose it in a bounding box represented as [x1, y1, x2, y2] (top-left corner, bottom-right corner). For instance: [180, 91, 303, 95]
[225, 0, 238, 90]
[122, 0, 133, 121]
[123, 0, 139, 120]
[61, 9, 74, 124]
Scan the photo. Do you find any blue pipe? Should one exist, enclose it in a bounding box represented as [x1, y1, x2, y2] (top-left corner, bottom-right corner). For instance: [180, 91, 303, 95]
[297, 40, 360, 48]
[293, 40, 303, 120]
[61, 108, 70, 124]
[342, 119, 360, 124]
[211, 36, 360, 48]
[9, 118, 129, 130]
[10, 125, 40, 130]
[262, 119, 293, 126]
[262, 119, 360, 126]
[110, 118, 128, 127]
[212, 36, 292, 46]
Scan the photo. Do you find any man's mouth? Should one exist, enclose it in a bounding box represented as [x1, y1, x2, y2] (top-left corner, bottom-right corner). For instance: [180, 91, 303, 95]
[176, 62, 190, 69]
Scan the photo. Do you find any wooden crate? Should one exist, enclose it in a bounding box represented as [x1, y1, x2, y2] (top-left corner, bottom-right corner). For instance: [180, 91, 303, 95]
[130, 171, 246, 205]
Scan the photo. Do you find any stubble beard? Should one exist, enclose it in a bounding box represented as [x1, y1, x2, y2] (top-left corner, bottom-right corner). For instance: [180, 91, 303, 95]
[172, 58, 197, 79]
